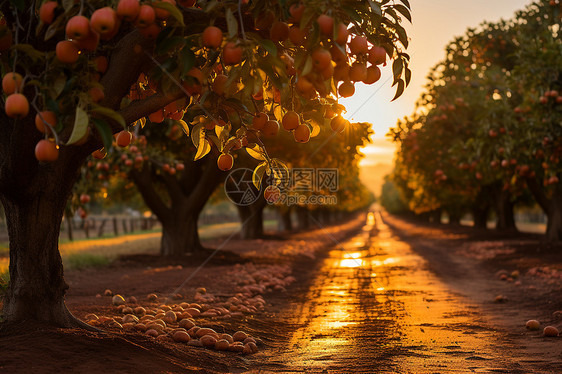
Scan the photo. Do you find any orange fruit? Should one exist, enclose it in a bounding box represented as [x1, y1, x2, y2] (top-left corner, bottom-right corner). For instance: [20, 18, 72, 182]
[117, 0, 140, 21]
[312, 48, 332, 71]
[202, 26, 223, 48]
[74, 28, 99, 51]
[35, 111, 57, 133]
[35, 139, 59, 162]
[363, 66, 381, 84]
[330, 115, 347, 133]
[282, 110, 300, 131]
[368, 46, 386, 65]
[66, 15, 90, 40]
[91, 7, 117, 35]
[295, 76, 314, 94]
[349, 62, 367, 82]
[338, 81, 355, 98]
[212, 74, 228, 95]
[5, 93, 29, 118]
[333, 63, 350, 82]
[148, 109, 165, 123]
[94, 56, 108, 73]
[317, 14, 334, 35]
[2, 72, 23, 94]
[222, 42, 243, 65]
[139, 23, 161, 39]
[154, 0, 175, 19]
[321, 63, 334, 80]
[56, 41, 80, 64]
[89, 86, 105, 102]
[334, 23, 349, 45]
[217, 153, 234, 171]
[349, 35, 368, 55]
[293, 124, 310, 143]
[289, 3, 305, 22]
[253, 112, 268, 130]
[92, 148, 107, 159]
[135, 4, 156, 27]
[39, 1, 58, 25]
[288, 26, 307, 46]
[262, 120, 280, 137]
[330, 44, 347, 63]
[116, 131, 132, 147]
[270, 21, 290, 42]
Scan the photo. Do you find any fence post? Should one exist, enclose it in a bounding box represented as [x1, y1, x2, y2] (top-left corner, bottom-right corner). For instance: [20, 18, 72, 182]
[113, 217, 119, 236]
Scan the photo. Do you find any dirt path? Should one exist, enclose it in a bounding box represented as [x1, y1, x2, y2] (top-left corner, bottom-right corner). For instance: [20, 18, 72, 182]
[253, 211, 562, 373]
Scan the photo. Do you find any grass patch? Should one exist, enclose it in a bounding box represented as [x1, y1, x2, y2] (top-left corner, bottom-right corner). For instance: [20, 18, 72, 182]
[64, 253, 111, 270]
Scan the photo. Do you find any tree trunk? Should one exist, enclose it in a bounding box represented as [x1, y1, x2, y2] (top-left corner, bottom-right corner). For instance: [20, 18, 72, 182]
[448, 211, 461, 225]
[494, 187, 517, 232]
[296, 206, 309, 230]
[545, 181, 562, 242]
[277, 208, 292, 232]
[472, 187, 490, 229]
[160, 213, 203, 256]
[0, 147, 93, 329]
[237, 204, 264, 239]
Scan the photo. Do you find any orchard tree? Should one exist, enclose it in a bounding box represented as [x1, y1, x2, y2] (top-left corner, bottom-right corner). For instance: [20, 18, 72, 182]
[0, 0, 411, 328]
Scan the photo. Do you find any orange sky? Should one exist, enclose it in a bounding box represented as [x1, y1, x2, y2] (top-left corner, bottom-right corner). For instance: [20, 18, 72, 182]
[341, 0, 531, 171]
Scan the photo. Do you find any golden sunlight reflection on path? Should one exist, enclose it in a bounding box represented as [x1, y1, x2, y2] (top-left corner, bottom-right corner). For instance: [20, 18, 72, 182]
[257, 211, 535, 373]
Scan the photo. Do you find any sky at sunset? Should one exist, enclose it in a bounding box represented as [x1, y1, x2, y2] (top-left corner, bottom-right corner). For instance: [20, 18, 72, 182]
[347, 0, 532, 194]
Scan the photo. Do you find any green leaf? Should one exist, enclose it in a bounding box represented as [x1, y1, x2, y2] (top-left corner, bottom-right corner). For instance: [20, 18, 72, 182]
[246, 145, 266, 160]
[92, 118, 113, 150]
[405, 67, 412, 86]
[392, 79, 405, 101]
[398, 0, 411, 9]
[177, 119, 190, 137]
[225, 7, 238, 38]
[179, 48, 196, 76]
[155, 36, 185, 55]
[258, 38, 277, 57]
[90, 106, 126, 128]
[394, 4, 412, 23]
[44, 15, 65, 41]
[300, 55, 313, 77]
[194, 139, 211, 161]
[367, 0, 382, 17]
[61, 0, 74, 12]
[253, 162, 268, 190]
[191, 122, 204, 147]
[53, 74, 66, 98]
[395, 22, 409, 48]
[151, 1, 184, 25]
[13, 44, 44, 63]
[67, 107, 89, 145]
[392, 58, 404, 84]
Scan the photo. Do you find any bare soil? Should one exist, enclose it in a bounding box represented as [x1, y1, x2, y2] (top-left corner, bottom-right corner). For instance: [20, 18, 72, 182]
[1, 212, 561, 373]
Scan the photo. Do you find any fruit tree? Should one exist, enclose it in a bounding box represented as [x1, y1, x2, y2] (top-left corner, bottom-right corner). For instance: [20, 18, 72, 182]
[0, 0, 410, 328]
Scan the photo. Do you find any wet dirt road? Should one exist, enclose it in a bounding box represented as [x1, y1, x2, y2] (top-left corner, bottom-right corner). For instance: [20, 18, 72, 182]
[255, 211, 544, 373]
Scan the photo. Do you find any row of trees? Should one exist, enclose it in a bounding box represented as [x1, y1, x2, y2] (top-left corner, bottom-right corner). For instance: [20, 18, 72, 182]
[387, 0, 562, 241]
[0, 0, 410, 328]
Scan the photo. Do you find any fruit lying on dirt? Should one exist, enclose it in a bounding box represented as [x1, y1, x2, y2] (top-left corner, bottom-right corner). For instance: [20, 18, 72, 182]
[526, 320, 540, 330]
[494, 295, 507, 303]
[172, 331, 190, 342]
[112, 295, 126, 306]
[233, 331, 248, 342]
[147, 293, 158, 301]
[543, 326, 559, 337]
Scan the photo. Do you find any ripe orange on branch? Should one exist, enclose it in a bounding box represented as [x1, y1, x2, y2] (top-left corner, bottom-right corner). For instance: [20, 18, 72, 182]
[91, 7, 117, 36]
[35, 139, 59, 162]
[293, 124, 311, 143]
[317, 14, 334, 36]
[117, 0, 141, 21]
[202, 26, 223, 49]
[35, 111, 57, 134]
[217, 153, 234, 171]
[253, 112, 268, 130]
[56, 41, 79, 64]
[39, 1, 58, 25]
[282, 111, 300, 131]
[2, 72, 23, 94]
[5, 93, 29, 118]
[66, 15, 90, 40]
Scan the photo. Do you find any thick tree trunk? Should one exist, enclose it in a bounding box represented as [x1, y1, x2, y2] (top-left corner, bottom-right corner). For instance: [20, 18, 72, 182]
[494, 188, 517, 232]
[277, 208, 292, 232]
[0, 145, 93, 328]
[237, 204, 264, 239]
[448, 211, 461, 225]
[472, 187, 491, 229]
[160, 214, 203, 256]
[296, 206, 309, 230]
[546, 182, 562, 242]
